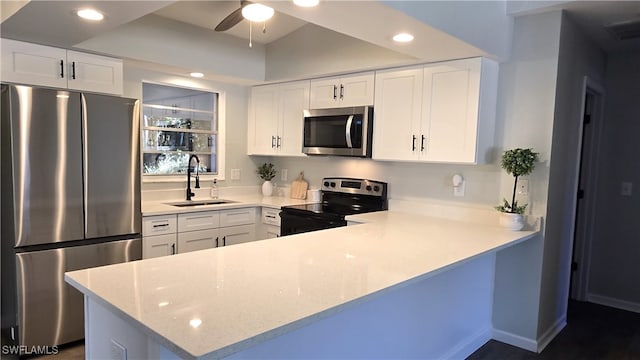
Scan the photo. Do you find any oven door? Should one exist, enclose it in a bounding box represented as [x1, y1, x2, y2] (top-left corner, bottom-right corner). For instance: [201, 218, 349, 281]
[302, 106, 373, 157]
[280, 211, 347, 236]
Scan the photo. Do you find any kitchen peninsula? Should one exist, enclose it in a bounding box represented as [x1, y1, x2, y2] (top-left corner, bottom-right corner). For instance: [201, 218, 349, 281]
[65, 207, 538, 359]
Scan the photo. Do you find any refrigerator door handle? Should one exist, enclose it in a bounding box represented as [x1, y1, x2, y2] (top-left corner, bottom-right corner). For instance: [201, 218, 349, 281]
[81, 94, 89, 237]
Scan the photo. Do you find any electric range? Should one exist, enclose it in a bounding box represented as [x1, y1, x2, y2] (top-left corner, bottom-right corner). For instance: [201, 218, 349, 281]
[280, 178, 388, 236]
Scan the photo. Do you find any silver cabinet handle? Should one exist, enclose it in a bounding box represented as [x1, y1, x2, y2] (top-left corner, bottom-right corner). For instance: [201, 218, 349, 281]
[277, 136, 281, 148]
[271, 136, 276, 148]
[345, 115, 354, 148]
[421, 135, 426, 151]
[412, 135, 416, 151]
[171, 243, 176, 255]
[340, 84, 344, 99]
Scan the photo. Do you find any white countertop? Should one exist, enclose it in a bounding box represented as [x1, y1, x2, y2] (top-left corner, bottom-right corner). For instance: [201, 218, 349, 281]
[142, 194, 313, 216]
[65, 211, 538, 359]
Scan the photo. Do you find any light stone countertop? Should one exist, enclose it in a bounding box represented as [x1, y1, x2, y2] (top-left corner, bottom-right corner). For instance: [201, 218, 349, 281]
[65, 210, 538, 359]
[142, 194, 314, 216]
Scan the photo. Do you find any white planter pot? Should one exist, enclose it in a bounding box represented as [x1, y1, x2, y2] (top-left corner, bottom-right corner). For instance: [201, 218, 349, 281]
[498, 212, 525, 231]
[262, 180, 273, 197]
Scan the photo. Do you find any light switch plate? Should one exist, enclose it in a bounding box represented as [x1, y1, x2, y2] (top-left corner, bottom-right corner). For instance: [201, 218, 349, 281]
[281, 169, 288, 182]
[621, 181, 633, 196]
[517, 179, 529, 196]
[230, 169, 240, 180]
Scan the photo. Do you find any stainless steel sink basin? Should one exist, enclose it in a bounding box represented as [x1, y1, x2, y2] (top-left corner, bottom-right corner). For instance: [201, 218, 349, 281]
[165, 200, 236, 207]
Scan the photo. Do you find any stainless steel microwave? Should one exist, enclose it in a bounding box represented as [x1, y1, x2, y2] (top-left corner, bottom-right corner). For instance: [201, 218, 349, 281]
[302, 106, 373, 157]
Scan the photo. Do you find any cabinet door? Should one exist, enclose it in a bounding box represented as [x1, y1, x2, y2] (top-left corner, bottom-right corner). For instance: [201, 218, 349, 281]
[220, 225, 256, 247]
[66, 51, 123, 95]
[309, 77, 339, 109]
[422, 59, 481, 163]
[277, 81, 309, 156]
[143, 234, 177, 259]
[1, 39, 67, 88]
[264, 225, 280, 239]
[339, 73, 374, 107]
[248, 85, 279, 154]
[372, 67, 423, 161]
[177, 229, 219, 254]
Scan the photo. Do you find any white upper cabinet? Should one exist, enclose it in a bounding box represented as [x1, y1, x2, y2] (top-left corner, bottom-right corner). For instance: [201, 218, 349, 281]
[1, 39, 123, 95]
[373, 57, 498, 164]
[372, 66, 424, 161]
[65, 51, 123, 95]
[248, 80, 309, 156]
[310, 72, 374, 109]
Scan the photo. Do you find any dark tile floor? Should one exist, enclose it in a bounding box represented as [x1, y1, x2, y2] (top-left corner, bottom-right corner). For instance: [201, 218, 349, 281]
[468, 300, 640, 360]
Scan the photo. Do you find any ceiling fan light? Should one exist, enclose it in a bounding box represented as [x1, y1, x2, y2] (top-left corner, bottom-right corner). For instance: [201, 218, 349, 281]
[293, 0, 320, 7]
[242, 3, 274, 22]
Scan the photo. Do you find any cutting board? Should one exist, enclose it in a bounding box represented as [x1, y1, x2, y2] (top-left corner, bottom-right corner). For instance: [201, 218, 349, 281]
[290, 172, 308, 199]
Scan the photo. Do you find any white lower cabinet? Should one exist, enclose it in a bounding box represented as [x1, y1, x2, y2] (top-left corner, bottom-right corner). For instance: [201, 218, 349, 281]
[177, 228, 220, 254]
[143, 207, 258, 259]
[220, 225, 256, 246]
[143, 233, 177, 259]
[259, 207, 281, 239]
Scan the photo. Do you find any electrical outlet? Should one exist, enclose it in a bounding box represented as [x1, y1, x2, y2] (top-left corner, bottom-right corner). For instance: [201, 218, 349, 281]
[110, 339, 127, 360]
[621, 182, 633, 196]
[517, 179, 529, 196]
[230, 169, 240, 180]
[281, 168, 288, 181]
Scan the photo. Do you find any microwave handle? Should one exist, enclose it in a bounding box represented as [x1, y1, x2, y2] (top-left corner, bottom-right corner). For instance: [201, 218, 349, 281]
[345, 115, 354, 148]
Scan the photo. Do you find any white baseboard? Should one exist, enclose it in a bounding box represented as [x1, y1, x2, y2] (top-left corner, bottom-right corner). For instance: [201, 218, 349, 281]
[587, 293, 640, 314]
[491, 329, 537, 352]
[440, 327, 492, 360]
[536, 315, 566, 352]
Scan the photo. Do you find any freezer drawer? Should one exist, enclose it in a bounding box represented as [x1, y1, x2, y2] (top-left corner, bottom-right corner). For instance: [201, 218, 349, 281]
[15, 238, 141, 348]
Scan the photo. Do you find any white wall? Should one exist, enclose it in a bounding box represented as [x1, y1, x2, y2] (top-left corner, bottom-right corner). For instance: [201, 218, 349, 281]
[537, 12, 606, 337]
[588, 49, 640, 309]
[491, 10, 562, 343]
[265, 24, 416, 82]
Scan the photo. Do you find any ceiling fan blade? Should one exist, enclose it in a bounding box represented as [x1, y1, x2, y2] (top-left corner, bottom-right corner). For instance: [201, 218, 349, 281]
[215, 7, 244, 32]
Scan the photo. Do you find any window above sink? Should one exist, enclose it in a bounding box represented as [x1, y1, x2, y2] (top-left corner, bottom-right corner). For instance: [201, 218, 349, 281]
[141, 82, 222, 179]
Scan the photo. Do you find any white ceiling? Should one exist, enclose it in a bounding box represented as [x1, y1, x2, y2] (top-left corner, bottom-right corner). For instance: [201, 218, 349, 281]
[1, 1, 639, 75]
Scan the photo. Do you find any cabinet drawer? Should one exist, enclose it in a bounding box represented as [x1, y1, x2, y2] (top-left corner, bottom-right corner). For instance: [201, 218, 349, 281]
[143, 215, 177, 236]
[262, 208, 281, 226]
[219, 208, 256, 228]
[178, 211, 220, 232]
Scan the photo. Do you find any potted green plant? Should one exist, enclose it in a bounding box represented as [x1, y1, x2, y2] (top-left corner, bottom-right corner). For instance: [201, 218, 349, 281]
[496, 148, 539, 230]
[257, 162, 276, 196]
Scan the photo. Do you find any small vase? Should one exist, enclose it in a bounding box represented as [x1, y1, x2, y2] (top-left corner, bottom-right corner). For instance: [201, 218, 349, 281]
[499, 212, 525, 231]
[262, 180, 273, 197]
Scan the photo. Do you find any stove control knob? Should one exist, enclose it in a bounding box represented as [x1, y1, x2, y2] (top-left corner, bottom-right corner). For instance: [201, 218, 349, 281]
[330, 182, 336, 188]
[323, 181, 330, 187]
[366, 185, 372, 191]
[373, 185, 380, 192]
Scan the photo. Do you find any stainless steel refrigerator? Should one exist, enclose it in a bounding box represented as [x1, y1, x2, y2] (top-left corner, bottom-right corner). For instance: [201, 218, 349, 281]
[1, 84, 142, 349]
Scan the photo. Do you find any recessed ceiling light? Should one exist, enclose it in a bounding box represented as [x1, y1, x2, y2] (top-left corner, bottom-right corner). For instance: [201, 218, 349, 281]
[242, 3, 274, 22]
[393, 33, 414, 43]
[77, 9, 104, 21]
[190, 72, 204, 78]
[293, 0, 320, 7]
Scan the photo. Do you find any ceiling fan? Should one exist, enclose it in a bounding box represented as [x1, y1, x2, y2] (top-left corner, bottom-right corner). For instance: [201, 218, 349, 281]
[214, 1, 274, 32]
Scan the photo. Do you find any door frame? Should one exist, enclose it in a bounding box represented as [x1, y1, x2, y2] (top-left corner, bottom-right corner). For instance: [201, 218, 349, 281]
[569, 76, 605, 301]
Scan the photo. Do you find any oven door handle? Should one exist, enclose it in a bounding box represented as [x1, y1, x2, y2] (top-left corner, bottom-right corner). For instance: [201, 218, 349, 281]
[345, 115, 354, 148]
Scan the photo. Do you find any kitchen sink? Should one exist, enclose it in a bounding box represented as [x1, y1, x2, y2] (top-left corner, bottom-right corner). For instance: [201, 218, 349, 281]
[165, 200, 236, 207]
